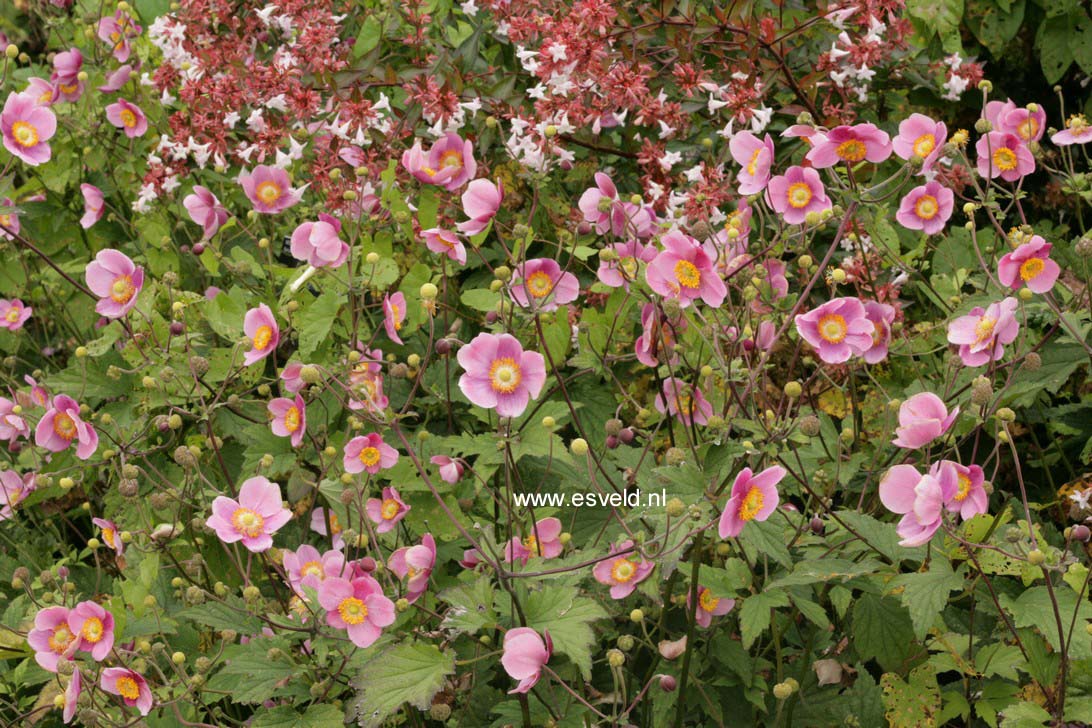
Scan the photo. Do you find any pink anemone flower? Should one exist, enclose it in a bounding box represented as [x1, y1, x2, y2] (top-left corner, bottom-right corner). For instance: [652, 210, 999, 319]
[183, 186, 229, 239]
[2, 91, 57, 165]
[893, 113, 947, 171]
[635, 302, 685, 367]
[794, 297, 875, 364]
[729, 131, 775, 194]
[506, 517, 563, 565]
[243, 304, 279, 366]
[63, 667, 81, 723]
[388, 533, 436, 603]
[985, 99, 1046, 143]
[291, 217, 349, 268]
[946, 297, 1020, 367]
[592, 540, 654, 599]
[718, 466, 786, 538]
[508, 258, 580, 311]
[765, 165, 831, 224]
[205, 476, 292, 552]
[645, 231, 726, 308]
[879, 463, 957, 547]
[457, 333, 546, 418]
[67, 601, 114, 661]
[422, 227, 466, 264]
[0, 398, 29, 441]
[655, 378, 713, 427]
[80, 184, 104, 229]
[36, 394, 98, 459]
[85, 248, 143, 319]
[282, 544, 346, 594]
[105, 99, 147, 138]
[401, 133, 476, 190]
[806, 123, 892, 167]
[27, 606, 76, 672]
[689, 586, 735, 628]
[98, 64, 134, 93]
[578, 171, 654, 238]
[932, 460, 988, 520]
[0, 299, 32, 331]
[892, 392, 959, 449]
[997, 236, 1059, 294]
[896, 181, 954, 235]
[343, 433, 398, 475]
[457, 178, 503, 235]
[1052, 114, 1092, 146]
[383, 292, 407, 344]
[431, 455, 466, 483]
[268, 393, 306, 447]
[502, 628, 552, 694]
[318, 575, 396, 648]
[0, 196, 19, 239]
[100, 668, 153, 715]
[92, 517, 124, 558]
[976, 132, 1034, 181]
[365, 486, 410, 533]
[597, 240, 656, 290]
[862, 301, 896, 364]
[240, 165, 303, 214]
[0, 470, 35, 519]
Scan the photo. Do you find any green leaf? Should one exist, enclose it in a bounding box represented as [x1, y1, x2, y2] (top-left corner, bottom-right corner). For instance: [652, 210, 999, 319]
[522, 585, 607, 678]
[835, 510, 923, 563]
[354, 15, 383, 59]
[348, 643, 455, 728]
[998, 701, 1052, 728]
[206, 646, 298, 704]
[1071, 12, 1092, 74]
[908, 0, 964, 51]
[737, 518, 792, 568]
[460, 288, 499, 312]
[738, 589, 790, 649]
[1036, 15, 1074, 84]
[416, 186, 439, 230]
[852, 594, 916, 671]
[296, 291, 341, 358]
[966, 0, 1025, 57]
[1000, 585, 1092, 658]
[251, 705, 345, 728]
[177, 598, 263, 634]
[881, 663, 941, 728]
[438, 578, 497, 634]
[889, 561, 964, 639]
[765, 558, 883, 590]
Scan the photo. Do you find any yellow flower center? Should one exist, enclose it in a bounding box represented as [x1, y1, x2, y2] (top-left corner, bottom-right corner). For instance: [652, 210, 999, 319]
[282, 406, 301, 433]
[699, 589, 720, 612]
[836, 139, 867, 162]
[119, 109, 137, 128]
[523, 533, 540, 554]
[116, 676, 140, 701]
[787, 182, 813, 209]
[102, 528, 116, 548]
[11, 121, 39, 148]
[489, 357, 522, 394]
[439, 149, 463, 170]
[53, 412, 77, 441]
[738, 485, 765, 522]
[389, 303, 403, 329]
[611, 559, 636, 582]
[6, 308, 20, 323]
[914, 194, 939, 220]
[80, 617, 104, 643]
[329, 513, 342, 534]
[256, 181, 282, 205]
[525, 270, 554, 298]
[49, 625, 74, 654]
[1017, 117, 1038, 141]
[674, 259, 701, 289]
[974, 316, 996, 343]
[818, 314, 847, 343]
[746, 147, 762, 176]
[110, 275, 135, 304]
[619, 256, 639, 279]
[231, 507, 265, 538]
[1019, 258, 1044, 281]
[1067, 114, 1089, 133]
[993, 147, 1017, 171]
[359, 446, 381, 467]
[954, 474, 971, 502]
[338, 596, 368, 625]
[252, 324, 273, 351]
[380, 498, 401, 520]
[301, 560, 324, 579]
[912, 133, 935, 158]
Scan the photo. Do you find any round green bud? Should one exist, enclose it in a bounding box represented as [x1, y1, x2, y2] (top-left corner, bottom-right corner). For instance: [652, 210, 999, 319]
[571, 438, 589, 456]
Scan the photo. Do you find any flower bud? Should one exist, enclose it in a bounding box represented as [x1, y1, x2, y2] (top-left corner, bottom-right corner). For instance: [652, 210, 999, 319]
[630, 608, 645, 623]
[666, 498, 685, 517]
[607, 649, 625, 667]
[570, 438, 589, 456]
